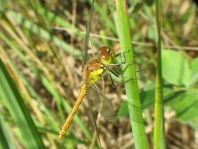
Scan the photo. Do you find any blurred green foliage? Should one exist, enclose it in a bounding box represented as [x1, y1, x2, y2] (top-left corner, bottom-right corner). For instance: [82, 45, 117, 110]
[0, 0, 198, 148]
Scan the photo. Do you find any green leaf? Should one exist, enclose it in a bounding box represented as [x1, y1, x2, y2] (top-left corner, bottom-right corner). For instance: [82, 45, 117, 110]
[166, 91, 198, 122]
[162, 50, 191, 86]
[0, 116, 16, 149]
[117, 101, 128, 118]
[141, 88, 154, 109]
[0, 59, 45, 149]
[130, 0, 144, 13]
[191, 57, 198, 72]
[187, 57, 198, 86]
[148, 26, 156, 41]
[146, 0, 154, 6]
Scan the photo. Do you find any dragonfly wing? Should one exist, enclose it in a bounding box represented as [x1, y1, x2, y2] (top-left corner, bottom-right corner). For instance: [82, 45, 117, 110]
[87, 93, 101, 147]
[87, 87, 100, 117]
[100, 96, 116, 123]
[90, 84, 117, 123]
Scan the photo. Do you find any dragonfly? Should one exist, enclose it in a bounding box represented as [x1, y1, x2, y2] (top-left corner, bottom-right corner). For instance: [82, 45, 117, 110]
[59, 46, 117, 139]
[59, 0, 119, 139]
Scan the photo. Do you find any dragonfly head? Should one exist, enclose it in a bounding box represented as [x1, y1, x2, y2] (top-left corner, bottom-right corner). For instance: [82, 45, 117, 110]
[99, 47, 115, 65]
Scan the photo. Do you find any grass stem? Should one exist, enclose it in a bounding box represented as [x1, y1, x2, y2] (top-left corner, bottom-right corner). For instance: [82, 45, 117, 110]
[115, 1, 149, 149]
[153, 0, 166, 148]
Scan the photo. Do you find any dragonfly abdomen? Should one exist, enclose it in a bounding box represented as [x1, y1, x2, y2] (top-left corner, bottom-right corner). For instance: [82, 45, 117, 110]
[59, 83, 88, 139]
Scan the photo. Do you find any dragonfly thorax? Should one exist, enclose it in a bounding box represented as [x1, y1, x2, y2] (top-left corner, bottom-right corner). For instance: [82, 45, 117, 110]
[84, 59, 104, 86]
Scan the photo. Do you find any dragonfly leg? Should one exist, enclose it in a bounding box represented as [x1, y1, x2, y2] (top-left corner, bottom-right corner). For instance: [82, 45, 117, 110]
[114, 62, 140, 75]
[105, 60, 136, 76]
[118, 50, 127, 64]
[113, 50, 141, 74]
[108, 73, 116, 88]
[108, 70, 134, 86]
[122, 63, 135, 73]
[114, 50, 131, 65]
[113, 76, 134, 86]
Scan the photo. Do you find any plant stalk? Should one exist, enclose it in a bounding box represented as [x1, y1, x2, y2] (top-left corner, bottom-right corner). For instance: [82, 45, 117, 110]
[115, 1, 149, 149]
[154, 0, 166, 148]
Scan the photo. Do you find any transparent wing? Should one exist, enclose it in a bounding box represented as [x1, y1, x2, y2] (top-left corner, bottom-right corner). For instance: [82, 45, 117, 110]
[86, 92, 101, 147]
[99, 95, 116, 123]
[87, 86, 116, 123]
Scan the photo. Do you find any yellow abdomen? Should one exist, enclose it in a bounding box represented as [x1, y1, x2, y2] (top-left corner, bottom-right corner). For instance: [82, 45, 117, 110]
[59, 83, 87, 139]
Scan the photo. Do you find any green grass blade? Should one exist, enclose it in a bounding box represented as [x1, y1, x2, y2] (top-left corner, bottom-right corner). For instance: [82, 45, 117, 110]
[94, 2, 116, 34]
[115, 1, 149, 149]
[0, 116, 16, 149]
[0, 59, 45, 149]
[5, 10, 82, 59]
[153, 0, 166, 148]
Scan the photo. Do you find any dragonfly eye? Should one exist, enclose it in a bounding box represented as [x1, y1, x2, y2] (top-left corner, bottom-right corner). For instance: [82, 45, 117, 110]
[99, 47, 114, 65]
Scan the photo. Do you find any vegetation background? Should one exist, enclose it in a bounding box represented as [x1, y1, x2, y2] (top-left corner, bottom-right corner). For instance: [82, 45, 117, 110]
[0, 0, 198, 148]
